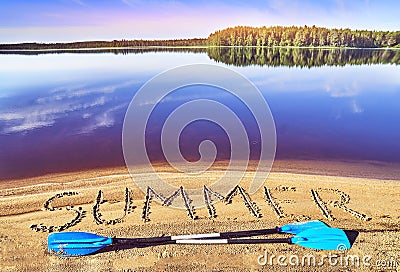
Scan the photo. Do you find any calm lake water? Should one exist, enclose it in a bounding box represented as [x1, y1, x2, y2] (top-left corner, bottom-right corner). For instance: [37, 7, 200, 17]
[0, 48, 399, 180]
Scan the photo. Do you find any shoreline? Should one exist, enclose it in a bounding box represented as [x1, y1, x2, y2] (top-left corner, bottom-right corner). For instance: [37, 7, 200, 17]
[0, 45, 210, 52]
[1, 159, 399, 191]
[0, 45, 399, 52]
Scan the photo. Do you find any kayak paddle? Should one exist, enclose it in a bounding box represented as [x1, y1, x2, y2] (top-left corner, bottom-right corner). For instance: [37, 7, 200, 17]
[47, 220, 326, 256]
[48, 227, 349, 256]
[48, 221, 346, 256]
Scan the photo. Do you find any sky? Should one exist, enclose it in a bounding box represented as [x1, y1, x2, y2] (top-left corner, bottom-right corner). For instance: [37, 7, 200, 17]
[0, 0, 399, 43]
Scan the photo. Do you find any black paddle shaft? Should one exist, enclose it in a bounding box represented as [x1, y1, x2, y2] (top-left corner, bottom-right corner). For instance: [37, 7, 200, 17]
[113, 236, 171, 245]
[112, 227, 282, 245]
[227, 238, 292, 244]
[219, 228, 280, 238]
[114, 237, 292, 246]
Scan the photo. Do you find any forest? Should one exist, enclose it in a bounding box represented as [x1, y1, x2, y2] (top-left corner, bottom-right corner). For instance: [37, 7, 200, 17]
[0, 38, 207, 50]
[207, 25, 400, 48]
[0, 25, 399, 50]
[0, 47, 206, 55]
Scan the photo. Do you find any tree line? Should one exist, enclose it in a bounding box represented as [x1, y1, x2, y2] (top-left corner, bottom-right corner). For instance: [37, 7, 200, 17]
[0, 47, 206, 55]
[207, 26, 400, 48]
[0, 25, 399, 50]
[0, 38, 207, 50]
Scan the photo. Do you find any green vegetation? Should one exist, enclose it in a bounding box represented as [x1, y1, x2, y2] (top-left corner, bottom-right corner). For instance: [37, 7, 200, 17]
[207, 26, 400, 48]
[1, 25, 399, 50]
[0, 38, 207, 50]
[0, 47, 206, 55]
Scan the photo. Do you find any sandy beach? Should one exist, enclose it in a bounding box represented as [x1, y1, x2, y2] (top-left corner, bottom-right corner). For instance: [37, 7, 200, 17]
[0, 160, 399, 271]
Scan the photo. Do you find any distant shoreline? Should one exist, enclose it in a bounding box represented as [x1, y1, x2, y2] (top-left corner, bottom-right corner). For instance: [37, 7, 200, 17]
[1, 45, 399, 52]
[0, 45, 210, 52]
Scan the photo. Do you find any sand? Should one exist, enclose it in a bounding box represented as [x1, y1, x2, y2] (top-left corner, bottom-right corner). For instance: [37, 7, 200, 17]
[0, 160, 399, 271]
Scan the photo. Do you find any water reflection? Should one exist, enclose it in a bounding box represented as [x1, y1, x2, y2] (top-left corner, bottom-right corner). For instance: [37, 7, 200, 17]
[207, 47, 400, 67]
[0, 49, 399, 180]
[2, 47, 400, 67]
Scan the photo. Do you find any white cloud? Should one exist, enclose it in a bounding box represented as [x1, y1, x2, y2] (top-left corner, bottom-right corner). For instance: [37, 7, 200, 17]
[36, 80, 137, 103]
[0, 112, 25, 121]
[324, 80, 360, 98]
[77, 103, 127, 134]
[69, 0, 88, 7]
[0, 93, 111, 134]
[82, 113, 92, 119]
[351, 99, 364, 114]
[82, 96, 107, 108]
[1, 78, 138, 134]
[80, 112, 115, 134]
[3, 120, 55, 134]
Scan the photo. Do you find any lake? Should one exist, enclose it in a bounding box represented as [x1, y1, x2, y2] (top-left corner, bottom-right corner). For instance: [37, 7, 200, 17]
[0, 48, 399, 180]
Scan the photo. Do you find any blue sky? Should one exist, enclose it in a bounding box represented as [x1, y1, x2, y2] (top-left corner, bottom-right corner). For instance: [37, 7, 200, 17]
[0, 0, 399, 43]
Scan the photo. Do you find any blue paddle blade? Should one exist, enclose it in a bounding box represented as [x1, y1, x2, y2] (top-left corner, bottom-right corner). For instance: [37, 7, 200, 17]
[48, 232, 113, 256]
[291, 227, 351, 250]
[279, 220, 329, 234]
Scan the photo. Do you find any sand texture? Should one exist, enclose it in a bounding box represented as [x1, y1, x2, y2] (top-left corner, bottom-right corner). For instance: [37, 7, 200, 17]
[0, 161, 399, 271]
